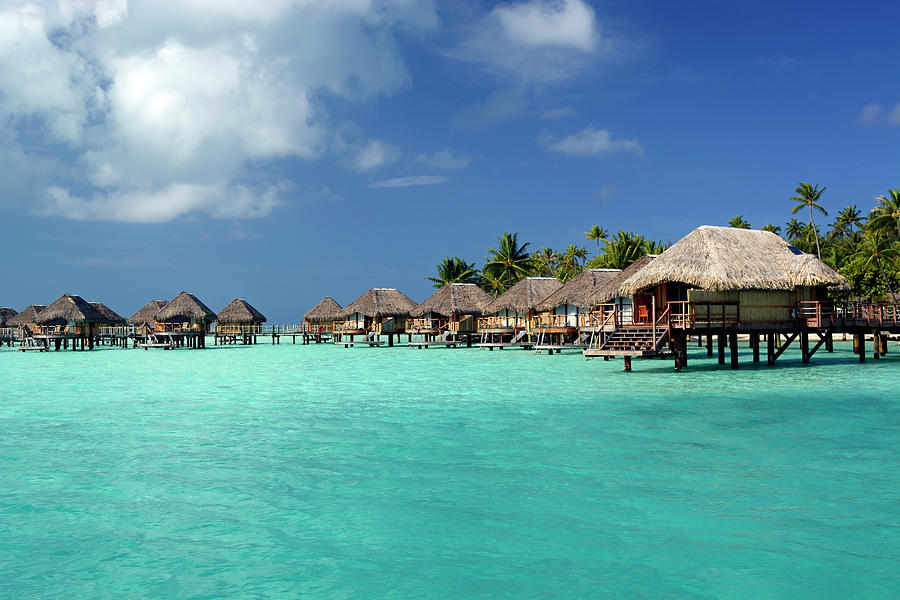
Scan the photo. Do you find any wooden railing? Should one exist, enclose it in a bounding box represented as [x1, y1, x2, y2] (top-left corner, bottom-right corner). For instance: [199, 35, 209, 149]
[668, 301, 740, 329]
[155, 322, 203, 333]
[582, 304, 632, 329]
[477, 316, 526, 330]
[406, 317, 451, 331]
[530, 314, 580, 329]
[802, 301, 900, 329]
[216, 324, 264, 335]
[37, 325, 87, 336]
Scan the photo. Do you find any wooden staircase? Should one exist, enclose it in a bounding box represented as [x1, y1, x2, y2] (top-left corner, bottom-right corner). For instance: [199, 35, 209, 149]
[583, 307, 671, 359]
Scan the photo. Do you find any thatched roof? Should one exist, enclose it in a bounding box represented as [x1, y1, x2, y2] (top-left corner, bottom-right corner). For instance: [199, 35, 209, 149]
[0, 307, 17, 327]
[484, 277, 562, 314]
[536, 269, 622, 310]
[412, 283, 494, 317]
[35, 294, 106, 324]
[217, 298, 267, 324]
[129, 300, 168, 325]
[592, 255, 658, 303]
[90, 302, 126, 324]
[619, 226, 847, 294]
[304, 297, 343, 322]
[342, 288, 417, 318]
[7, 304, 45, 326]
[156, 291, 217, 322]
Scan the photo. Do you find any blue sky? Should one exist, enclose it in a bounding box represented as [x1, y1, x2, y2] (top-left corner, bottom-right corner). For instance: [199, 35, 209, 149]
[1, 0, 898, 321]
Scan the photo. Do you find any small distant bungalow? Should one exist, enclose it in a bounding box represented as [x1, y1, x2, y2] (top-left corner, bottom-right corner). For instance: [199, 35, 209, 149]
[532, 269, 623, 348]
[129, 300, 168, 329]
[154, 291, 217, 348]
[0, 307, 18, 346]
[303, 297, 343, 334]
[216, 298, 267, 344]
[33, 294, 107, 350]
[8, 304, 46, 334]
[337, 288, 417, 345]
[408, 283, 493, 344]
[477, 277, 562, 346]
[588, 226, 850, 369]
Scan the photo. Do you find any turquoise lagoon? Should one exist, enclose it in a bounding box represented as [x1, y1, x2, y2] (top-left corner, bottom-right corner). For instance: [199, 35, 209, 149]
[0, 340, 898, 599]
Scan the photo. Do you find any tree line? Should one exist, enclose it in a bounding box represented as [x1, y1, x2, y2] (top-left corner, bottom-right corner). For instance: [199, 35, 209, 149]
[426, 183, 900, 300]
[727, 183, 899, 299]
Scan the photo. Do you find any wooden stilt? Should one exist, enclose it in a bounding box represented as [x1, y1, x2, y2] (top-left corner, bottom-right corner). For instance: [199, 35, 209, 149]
[624, 356, 632, 371]
[800, 330, 809, 363]
[729, 331, 738, 369]
[873, 332, 880, 360]
[706, 333, 713, 357]
[858, 334, 866, 363]
[751, 332, 760, 363]
[767, 333, 775, 365]
[717, 334, 726, 365]
[825, 331, 833, 353]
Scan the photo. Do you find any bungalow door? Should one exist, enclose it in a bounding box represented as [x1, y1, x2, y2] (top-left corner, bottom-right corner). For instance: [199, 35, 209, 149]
[633, 294, 652, 324]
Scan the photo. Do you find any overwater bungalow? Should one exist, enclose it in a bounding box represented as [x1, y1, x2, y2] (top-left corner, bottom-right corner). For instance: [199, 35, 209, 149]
[90, 302, 126, 326]
[477, 277, 562, 348]
[33, 294, 107, 350]
[336, 288, 417, 346]
[0, 307, 18, 346]
[585, 226, 869, 370]
[216, 299, 267, 345]
[303, 297, 343, 335]
[154, 291, 217, 348]
[8, 304, 45, 334]
[408, 283, 493, 347]
[531, 269, 622, 350]
[129, 300, 167, 328]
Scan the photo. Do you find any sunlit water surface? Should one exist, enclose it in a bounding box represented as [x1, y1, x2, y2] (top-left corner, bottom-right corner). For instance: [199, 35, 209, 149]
[1, 340, 898, 599]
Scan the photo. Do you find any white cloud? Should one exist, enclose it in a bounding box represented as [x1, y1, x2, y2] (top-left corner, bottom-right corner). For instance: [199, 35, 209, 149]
[494, 0, 597, 52]
[541, 106, 575, 120]
[0, 0, 438, 223]
[353, 140, 400, 171]
[366, 175, 448, 188]
[43, 183, 280, 223]
[449, 0, 604, 83]
[416, 149, 474, 170]
[858, 102, 900, 125]
[539, 126, 643, 157]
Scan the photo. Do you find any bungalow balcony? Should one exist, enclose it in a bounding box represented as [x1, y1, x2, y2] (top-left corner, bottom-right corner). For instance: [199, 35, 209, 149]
[476, 315, 527, 333]
[406, 317, 451, 334]
[215, 324, 265, 336]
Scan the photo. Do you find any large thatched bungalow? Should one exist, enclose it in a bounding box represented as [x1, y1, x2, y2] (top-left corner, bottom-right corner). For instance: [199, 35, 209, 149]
[408, 283, 493, 341]
[34, 294, 107, 350]
[593, 226, 850, 369]
[0, 307, 17, 345]
[216, 299, 266, 344]
[477, 277, 562, 344]
[90, 302, 126, 326]
[337, 288, 417, 343]
[618, 226, 847, 330]
[303, 297, 343, 333]
[155, 291, 217, 348]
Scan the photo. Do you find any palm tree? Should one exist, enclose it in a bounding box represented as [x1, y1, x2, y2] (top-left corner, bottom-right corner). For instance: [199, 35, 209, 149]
[478, 271, 507, 297]
[761, 224, 782, 235]
[596, 230, 647, 269]
[790, 182, 828, 259]
[728, 215, 751, 229]
[785, 218, 804, 241]
[484, 232, 532, 287]
[854, 230, 898, 295]
[425, 256, 479, 288]
[585, 225, 608, 258]
[832, 204, 866, 237]
[644, 239, 669, 255]
[531, 247, 559, 277]
[870, 188, 900, 240]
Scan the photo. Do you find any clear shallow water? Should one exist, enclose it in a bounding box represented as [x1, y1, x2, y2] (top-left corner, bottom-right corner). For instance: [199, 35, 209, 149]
[1, 340, 898, 599]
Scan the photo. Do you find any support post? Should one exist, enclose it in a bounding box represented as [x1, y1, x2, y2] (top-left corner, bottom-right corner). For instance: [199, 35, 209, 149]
[858, 334, 865, 363]
[729, 330, 738, 369]
[801, 330, 810, 363]
[873, 332, 880, 360]
[751, 332, 760, 363]
[706, 333, 713, 357]
[767, 333, 775, 365]
[825, 331, 833, 353]
[717, 334, 726, 365]
[623, 356, 632, 372]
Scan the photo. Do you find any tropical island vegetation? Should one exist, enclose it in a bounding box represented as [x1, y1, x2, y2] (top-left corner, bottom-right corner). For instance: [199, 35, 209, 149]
[426, 183, 900, 300]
